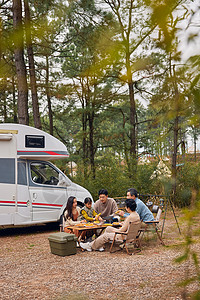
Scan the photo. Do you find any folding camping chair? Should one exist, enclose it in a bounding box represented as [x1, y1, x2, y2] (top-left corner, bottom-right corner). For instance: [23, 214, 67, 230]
[110, 221, 142, 255]
[139, 205, 164, 245]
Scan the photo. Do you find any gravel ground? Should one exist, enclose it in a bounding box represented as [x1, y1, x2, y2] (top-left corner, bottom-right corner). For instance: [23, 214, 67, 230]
[0, 211, 199, 300]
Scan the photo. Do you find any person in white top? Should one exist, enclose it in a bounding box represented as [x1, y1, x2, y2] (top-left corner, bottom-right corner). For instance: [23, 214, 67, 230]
[63, 196, 83, 226]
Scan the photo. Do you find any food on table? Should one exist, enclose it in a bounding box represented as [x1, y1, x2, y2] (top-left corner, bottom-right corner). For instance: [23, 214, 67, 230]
[113, 222, 120, 225]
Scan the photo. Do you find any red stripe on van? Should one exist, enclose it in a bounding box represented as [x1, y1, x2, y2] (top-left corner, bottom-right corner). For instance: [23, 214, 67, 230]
[45, 151, 63, 155]
[0, 200, 62, 207]
[32, 202, 62, 207]
[17, 150, 69, 156]
[17, 201, 27, 205]
[0, 200, 27, 205]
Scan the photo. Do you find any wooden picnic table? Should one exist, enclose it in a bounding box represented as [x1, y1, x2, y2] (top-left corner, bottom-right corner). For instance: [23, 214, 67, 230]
[65, 222, 121, 244]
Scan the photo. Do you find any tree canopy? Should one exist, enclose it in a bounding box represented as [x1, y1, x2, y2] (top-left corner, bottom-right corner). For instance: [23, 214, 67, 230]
[0, 0, 200, 204]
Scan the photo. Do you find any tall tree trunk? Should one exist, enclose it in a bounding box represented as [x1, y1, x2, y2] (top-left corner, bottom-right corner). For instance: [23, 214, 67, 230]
[88, 104, 95, 179]
[105, 0, 137, 178]
[129, 82, 136, 158]
[0, 18, 8, 123]
[171, 64, 179, 198]
[82, 105, 88, 179]
[120, 108, 131, 174]
[2, 87, 7, 122]
[126, 0, 137, 178]
[81, 79, 88, 180]
[127, 54, 137, 178]
[172, 115, 179, 183]
[88, 80, 96, 179]
[13, 0, 29, 125]
[45, 55, 53, 135]
[24, 0, 41, 129]
[194, 127, 197, 162]
[12, 75, 18, 122]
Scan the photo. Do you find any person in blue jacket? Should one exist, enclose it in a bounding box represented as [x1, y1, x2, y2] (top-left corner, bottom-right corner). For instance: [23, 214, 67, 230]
[117, 188, 154, 222]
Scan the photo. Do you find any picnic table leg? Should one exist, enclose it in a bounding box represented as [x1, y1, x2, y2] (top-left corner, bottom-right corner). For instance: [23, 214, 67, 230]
[78, 231, 84, 245]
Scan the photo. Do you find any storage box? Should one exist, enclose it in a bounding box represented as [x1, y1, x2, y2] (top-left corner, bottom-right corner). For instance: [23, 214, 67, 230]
[48, 232, 77, 256]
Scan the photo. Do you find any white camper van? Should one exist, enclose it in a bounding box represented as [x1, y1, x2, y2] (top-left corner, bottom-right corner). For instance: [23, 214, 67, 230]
[0, 123, 93, 227]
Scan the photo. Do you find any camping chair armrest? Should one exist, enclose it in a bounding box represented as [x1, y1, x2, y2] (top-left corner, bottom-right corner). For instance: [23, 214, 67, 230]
[114, 231, 127, 235]
[144, 221, 159, 224]
[113, 231, 127, 241]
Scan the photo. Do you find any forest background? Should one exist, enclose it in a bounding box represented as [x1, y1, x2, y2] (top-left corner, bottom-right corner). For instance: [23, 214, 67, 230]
[1, 0, 200, 207]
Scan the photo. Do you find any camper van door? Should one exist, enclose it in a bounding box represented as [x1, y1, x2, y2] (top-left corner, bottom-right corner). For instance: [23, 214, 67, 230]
[28, 160, 68, 222]
[0, 133, 17, 225]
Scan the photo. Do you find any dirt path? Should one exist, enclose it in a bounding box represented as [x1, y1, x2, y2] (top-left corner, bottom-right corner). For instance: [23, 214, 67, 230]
[0, 211, 199, 300]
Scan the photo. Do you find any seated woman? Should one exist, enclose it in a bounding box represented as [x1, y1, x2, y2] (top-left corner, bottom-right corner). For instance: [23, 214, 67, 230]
[63, 196, 85, 236]
[80, 198, 140, 251]
[80, 197, 103, 222]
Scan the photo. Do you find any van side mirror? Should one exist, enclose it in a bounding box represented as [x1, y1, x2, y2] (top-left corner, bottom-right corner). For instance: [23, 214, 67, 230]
[57, 174, 71, 187]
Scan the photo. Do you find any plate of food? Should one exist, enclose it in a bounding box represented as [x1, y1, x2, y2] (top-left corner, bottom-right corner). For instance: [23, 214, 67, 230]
[75, 224, 91, 228]
[85, 223, 95, 226]
[94, 221, 100, 224]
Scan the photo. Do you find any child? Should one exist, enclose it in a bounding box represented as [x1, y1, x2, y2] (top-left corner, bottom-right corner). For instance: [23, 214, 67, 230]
[80, 197, 103, 243]
[80, 197, 103, 222]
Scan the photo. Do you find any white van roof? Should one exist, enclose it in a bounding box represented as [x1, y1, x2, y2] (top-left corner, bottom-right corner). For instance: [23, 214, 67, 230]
[0, 123, 69, 160]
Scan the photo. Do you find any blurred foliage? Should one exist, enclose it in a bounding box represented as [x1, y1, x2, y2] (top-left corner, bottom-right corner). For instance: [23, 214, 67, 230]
[174, 162, 200, 207]
[174, 197, 200, 299]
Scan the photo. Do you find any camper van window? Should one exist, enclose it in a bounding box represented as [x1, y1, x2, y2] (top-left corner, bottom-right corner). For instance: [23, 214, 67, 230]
[30, 162, 59, 185]
[25, 135, 45, 148]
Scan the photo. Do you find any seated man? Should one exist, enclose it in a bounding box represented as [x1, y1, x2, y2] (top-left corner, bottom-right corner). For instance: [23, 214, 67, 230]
[80, 198, 140, 251]
[93, 189, 118, 220]
[118, 188, 154, 222]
